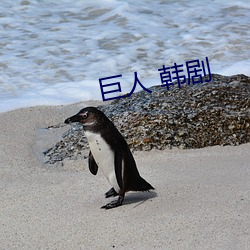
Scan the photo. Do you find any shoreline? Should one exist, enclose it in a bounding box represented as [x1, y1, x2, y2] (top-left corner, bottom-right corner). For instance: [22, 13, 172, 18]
[0, 102, 249, 249]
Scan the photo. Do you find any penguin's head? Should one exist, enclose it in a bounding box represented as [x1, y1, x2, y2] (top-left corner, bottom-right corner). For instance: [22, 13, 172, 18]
[65, 107, 109, 129]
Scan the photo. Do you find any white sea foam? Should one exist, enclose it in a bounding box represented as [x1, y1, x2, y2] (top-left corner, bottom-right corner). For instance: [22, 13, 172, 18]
[0, 0, 249, 112]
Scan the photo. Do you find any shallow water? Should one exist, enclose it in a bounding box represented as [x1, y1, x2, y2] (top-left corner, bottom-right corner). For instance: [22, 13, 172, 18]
[0, 0, 249, 112]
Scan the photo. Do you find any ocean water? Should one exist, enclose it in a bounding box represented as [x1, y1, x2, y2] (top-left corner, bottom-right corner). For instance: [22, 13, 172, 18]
[0, 0, 249, 112]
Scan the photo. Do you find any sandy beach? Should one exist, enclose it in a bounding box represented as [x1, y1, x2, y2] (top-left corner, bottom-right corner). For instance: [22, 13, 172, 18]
[0, 102, 249, 249]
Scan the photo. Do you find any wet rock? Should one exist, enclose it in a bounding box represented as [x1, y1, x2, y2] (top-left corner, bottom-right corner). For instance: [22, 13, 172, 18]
[43, 74, 250, 164]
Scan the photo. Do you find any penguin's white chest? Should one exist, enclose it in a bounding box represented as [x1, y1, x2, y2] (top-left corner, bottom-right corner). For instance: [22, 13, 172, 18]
[84, 131, 120, 192]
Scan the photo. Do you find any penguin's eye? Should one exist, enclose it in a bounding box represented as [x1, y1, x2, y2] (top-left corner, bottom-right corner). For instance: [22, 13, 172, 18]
[79, 112, 88, 119]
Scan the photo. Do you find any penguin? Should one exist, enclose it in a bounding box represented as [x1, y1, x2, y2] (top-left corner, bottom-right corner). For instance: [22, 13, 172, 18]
[65, 107, 154, 209]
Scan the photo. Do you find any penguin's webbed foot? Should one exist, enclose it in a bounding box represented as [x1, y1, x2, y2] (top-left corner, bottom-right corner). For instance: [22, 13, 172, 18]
[105, 187, 118, 198]
[101, 196, 124, 209]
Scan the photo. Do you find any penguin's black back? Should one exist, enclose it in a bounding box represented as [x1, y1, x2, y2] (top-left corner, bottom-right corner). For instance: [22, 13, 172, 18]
[99, 115, 154, 192]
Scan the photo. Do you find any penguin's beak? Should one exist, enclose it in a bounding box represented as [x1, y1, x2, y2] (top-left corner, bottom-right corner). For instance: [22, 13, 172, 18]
[64, 114, 81, 124]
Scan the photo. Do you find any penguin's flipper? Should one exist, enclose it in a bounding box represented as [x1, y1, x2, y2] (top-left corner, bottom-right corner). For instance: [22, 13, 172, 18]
[105, 187, 118, 198]
[88, 151, 98, 175]
[114, 146, 124, 190]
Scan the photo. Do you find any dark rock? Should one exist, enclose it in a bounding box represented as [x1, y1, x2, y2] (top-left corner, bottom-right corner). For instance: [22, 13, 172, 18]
[43, 74, 250, 164]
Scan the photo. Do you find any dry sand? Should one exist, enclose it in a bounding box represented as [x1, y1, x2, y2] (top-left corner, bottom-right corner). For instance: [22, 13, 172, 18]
[0, 102, 249, 250]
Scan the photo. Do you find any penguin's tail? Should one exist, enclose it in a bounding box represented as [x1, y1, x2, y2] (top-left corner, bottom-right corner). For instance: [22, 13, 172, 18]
[132, 176, 154, 192]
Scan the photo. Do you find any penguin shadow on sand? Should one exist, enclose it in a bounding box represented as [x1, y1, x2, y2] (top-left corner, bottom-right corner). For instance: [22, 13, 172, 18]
[120, 190, 157, 208]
